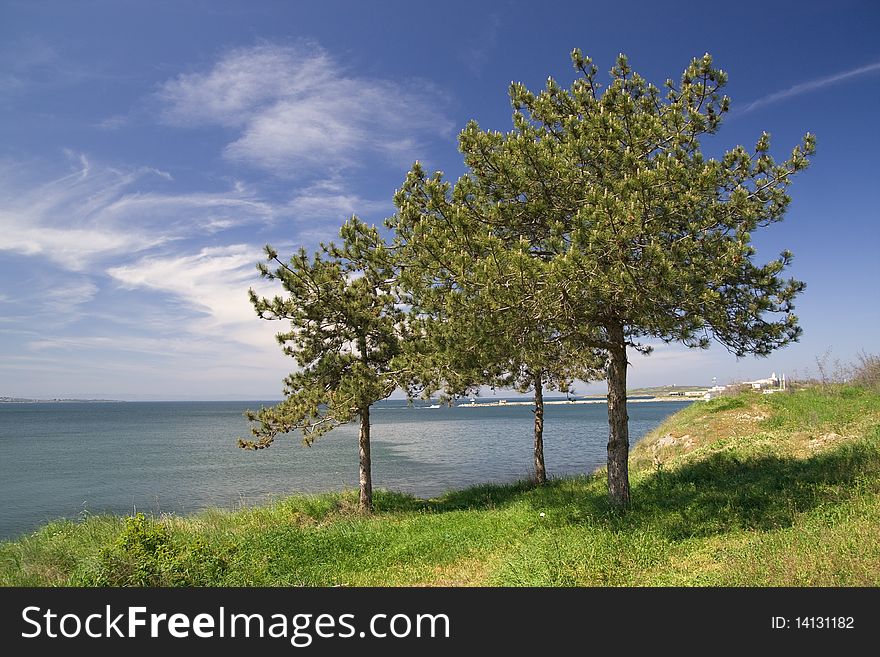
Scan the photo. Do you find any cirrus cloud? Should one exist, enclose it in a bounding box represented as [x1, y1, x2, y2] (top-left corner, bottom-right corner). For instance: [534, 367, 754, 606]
[106, 244, 282, 351]
[156, 42, 454, 177]
[0, 153, 276, 271]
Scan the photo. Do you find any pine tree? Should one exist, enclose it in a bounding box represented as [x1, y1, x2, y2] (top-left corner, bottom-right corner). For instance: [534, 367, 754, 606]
[392, 165, 604, 485]
[392, 51, 814, 506]
[239, 217, 403, 513]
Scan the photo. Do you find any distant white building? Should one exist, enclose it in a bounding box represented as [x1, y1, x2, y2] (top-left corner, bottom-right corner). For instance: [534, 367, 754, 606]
[744, 372, 780, 390]
[703, 372, 786, 400]
[702, 385, 727, 401]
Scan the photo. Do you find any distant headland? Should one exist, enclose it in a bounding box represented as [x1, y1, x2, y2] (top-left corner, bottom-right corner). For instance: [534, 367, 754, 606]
[0, 397, 123, 404]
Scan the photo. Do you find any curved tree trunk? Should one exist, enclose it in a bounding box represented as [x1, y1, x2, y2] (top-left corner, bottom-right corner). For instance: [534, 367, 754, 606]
[533, 370, 547, 485]
[358, 405, 373, 513]
[606, 322, 630, 507]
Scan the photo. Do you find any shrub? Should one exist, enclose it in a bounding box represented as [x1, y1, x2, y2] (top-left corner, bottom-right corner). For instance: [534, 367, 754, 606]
[852, 352, 880, 391]
[95, 513, 172, 586]
[91, 513, 231, 586]
[708, 391, 749, 412]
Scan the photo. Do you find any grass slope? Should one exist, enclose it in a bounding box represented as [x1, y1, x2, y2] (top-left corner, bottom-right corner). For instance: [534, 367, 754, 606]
[626, 385, 705, 396]
[2, 385, 878, 587]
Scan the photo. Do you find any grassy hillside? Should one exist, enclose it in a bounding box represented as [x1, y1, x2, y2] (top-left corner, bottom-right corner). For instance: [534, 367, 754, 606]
[626, 385, 705, 396]
[2, 385, 878, 586]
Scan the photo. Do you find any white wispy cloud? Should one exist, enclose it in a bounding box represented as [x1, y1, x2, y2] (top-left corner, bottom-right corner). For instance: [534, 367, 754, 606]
[287, 178, 390, 221]
[43, 280, 99, 316]
[14, 244, 294, 397]
[0, 149, 364, 397]
[94, 114, 130, 130]
[0, 154, 274, 271]
[738, 60, 880, 114]
[27, 334, 229, 359]
[156, 42, 454, 176]
[106, 245, 281, 350]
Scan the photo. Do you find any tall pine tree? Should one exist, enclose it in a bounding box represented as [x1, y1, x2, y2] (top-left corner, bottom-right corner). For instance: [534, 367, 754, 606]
[393, 51, 813, 506]
[393, 164, 604, 485]
[239, 217, 403, 513]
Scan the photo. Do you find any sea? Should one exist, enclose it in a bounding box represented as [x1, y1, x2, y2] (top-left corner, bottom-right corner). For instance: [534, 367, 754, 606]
[0, 398, 691, 541]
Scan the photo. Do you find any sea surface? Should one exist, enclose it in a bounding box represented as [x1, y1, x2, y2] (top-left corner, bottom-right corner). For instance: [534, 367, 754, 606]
[0, 398, 691, 540]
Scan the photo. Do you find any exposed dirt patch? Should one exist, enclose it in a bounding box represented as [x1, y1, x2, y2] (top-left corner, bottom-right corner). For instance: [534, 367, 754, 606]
[807, 432, 845, 450]
[654, 433, 696, 450]
[733, 412, 768, 421]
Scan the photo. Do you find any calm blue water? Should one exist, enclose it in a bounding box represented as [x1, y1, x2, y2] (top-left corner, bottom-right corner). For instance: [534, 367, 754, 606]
[0, 399, 690, 540]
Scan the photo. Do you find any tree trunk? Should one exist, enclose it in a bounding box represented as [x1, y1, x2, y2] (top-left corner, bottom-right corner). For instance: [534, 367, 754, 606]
[358, 405, 373, 513]
[533, 370, 547, 485]
[606, 322, 630, 507]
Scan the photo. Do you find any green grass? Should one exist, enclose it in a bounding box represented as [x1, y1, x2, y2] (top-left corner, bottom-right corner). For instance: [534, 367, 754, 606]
[2, 385, 879, 587]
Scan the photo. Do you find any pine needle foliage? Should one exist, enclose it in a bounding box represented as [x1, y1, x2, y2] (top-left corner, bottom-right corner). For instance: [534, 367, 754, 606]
[240, 217, 405, 512]
[390, 51, 815, 505]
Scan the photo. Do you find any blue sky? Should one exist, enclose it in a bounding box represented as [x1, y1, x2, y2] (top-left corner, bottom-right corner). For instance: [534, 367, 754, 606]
[1, 0, 878, 400]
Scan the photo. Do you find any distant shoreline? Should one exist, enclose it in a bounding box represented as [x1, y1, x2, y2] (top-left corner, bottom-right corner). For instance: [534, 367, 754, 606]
[0, 398, 124, 404]
[0, 396, 699, 406]
[457, 396, 697, 408]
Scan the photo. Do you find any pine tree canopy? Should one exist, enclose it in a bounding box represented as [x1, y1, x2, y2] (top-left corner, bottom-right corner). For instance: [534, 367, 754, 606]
[239, 217, 404, 449]
[388, 50, 814, 505]
[392, 51, 813, 358]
